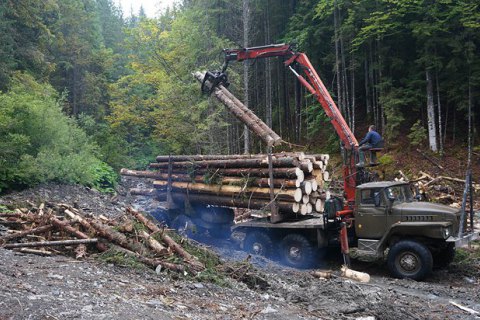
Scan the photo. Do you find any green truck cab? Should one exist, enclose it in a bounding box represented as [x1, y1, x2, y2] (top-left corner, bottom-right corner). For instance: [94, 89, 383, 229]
[353, 181, 478, 280]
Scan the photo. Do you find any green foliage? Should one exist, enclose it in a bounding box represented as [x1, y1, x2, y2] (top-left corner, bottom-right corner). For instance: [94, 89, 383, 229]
[98, 248, 147, 269]
[378, 153, 394, 166]
[407, 120, 427, 147]
[0, 73, 113, 192]
[90, 161, 117, 193]
[305, 102, 340, 154]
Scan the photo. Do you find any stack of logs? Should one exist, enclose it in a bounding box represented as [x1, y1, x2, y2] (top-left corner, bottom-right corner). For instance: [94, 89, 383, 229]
[0, 204, 205, 274]
[121, 152, 330, 216]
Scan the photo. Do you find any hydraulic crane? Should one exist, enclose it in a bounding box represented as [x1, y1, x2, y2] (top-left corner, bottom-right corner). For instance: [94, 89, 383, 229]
[204, 43, 377, 214]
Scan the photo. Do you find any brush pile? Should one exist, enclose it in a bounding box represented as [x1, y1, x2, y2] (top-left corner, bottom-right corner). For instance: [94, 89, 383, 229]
[121, 152, 331, 217]
[0, 204, 205, 274]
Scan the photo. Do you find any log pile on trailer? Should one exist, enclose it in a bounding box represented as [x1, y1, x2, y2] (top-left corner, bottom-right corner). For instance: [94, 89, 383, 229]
[121, 152, 331, 217]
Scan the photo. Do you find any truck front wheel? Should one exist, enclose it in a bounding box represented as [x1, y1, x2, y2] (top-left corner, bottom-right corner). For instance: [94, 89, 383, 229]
[280, 234, 315, 269]
[387, 240, 433, 280]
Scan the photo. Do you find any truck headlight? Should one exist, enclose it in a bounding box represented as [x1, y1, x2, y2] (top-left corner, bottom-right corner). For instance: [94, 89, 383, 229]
[443, 227, 451, 239]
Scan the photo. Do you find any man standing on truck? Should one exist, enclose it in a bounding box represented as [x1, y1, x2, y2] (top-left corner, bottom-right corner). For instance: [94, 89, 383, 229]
[357, 125, 383, 167]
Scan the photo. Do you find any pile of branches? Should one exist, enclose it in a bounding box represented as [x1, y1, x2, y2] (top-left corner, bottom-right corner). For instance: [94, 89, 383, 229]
[122, 152, 330, 216]
[0, 204, 205, 274]
[396, 170, 479, 208]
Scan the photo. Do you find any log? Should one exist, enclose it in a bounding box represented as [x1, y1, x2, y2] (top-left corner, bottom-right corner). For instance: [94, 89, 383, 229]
[155, 152, 305, 162]
[0, 224, 53, 244]
[292, 202, 300, 213]
[218, 82, 283, 142]
[194, 71, 282, 146]
[312, 270, 333, 279]
[3, 238, 98, 249]
[50, 217, 90, 240]
[62, 209, 109, 252]
[130, 188, 156, 196]
[155, 192, 298, 212]
[15, 248, 52, 256]
[341, 266, 370, 283]
[149, 156, 305, 170]
[89, 219, 148, 255]
[162, 167, 305, 180]
[323, 171, 330, 181]
[302, 194, 310, 204]
[315, 199, 324, 212]
[300, 181, 312, 195]
[153, 180, 303, 202]
[140, 230, 168, 255]
[110, 245, 186, 273]
[300, 204, 308, 215]
[126, 208, 204, 271]
[312, 169, 325, 189]
[306, 203, 313, 214]
[122, 169, 301, 189]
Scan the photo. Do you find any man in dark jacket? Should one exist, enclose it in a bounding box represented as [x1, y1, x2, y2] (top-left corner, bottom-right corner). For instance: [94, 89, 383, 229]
[356, 125, 384, 167]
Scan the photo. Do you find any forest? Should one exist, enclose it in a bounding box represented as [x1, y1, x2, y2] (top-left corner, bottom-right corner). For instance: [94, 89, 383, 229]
[0, 0, 478, 193]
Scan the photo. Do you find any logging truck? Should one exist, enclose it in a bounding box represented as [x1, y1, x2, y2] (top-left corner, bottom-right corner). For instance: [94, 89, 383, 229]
[126, 44, 478, 280]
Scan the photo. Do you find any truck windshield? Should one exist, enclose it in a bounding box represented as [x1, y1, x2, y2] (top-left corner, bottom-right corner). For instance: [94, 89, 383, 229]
[385, 185, 414, 203]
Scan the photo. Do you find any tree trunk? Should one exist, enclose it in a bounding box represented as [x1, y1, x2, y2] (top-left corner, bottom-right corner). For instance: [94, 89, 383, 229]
[294, 71, 301, 142]
[333, 0, 343, 116]
[435, 70, 443, 154]
[426, 69, 438, 152]
[243, 0, 250, 153]
[264, 1, 272, 129]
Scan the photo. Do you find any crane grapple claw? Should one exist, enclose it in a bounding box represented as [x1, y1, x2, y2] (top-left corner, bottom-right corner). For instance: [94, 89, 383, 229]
[201, 71, 230, 94]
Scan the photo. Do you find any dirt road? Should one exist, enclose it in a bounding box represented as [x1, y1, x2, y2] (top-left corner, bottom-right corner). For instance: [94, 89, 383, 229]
[1, 184, 479, 320]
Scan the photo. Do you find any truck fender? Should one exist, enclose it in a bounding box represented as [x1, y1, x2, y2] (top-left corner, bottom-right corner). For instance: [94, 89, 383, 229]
[376, 221, 453, 253]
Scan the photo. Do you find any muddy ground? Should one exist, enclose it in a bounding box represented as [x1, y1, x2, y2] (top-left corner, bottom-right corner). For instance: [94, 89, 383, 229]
[1, 183, 479, 320]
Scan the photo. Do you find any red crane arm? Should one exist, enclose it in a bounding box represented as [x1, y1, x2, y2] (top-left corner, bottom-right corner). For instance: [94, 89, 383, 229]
[223, 44, 358, 148]
[221, 43, 359, 204]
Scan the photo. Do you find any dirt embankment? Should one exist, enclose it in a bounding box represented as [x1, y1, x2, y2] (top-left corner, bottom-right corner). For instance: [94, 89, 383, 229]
[1, 184, 479, 320]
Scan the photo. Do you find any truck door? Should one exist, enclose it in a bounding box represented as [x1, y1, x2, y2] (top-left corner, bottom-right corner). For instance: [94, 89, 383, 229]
[355, 188, 387, 239]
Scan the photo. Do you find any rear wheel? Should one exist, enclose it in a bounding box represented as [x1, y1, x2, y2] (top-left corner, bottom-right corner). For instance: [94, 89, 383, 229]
[387, 240, 433, 280]
[280, 234, 315, 268]
[149, 209, 170, 226]
[244, 231, 274, 258]
[208, 224, 231, 239]
[197, 206, 234, 224]
[172, 215, 198, 238]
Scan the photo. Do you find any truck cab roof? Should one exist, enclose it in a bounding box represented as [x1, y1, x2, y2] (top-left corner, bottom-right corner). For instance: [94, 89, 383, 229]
[356, 181, 408, 189]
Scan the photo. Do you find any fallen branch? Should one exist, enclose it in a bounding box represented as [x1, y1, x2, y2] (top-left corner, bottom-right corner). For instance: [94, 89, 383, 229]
[0, 224, 53, 244]
[126, 207, 204, 272]
[3, 238, 98, 249]
[449, 301, 479, 315]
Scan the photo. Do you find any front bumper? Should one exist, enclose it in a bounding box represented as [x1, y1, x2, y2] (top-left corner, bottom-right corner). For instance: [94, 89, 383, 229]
[446, 232, 479, 247]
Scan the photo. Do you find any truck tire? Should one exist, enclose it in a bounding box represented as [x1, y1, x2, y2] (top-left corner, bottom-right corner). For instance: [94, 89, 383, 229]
[387, 240, 433, 280]
[433, 243, 455, 268]
[280, 234, 315, 269]
[172, 215, 198, 238]
[149, 209, 170, 226]
[208, 224, 231, 239]
[244, 231, 274, 258]
[196, 206, 234, 224]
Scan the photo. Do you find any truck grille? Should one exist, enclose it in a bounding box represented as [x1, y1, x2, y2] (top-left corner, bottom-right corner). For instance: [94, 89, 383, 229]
[403, 215, 434, 222]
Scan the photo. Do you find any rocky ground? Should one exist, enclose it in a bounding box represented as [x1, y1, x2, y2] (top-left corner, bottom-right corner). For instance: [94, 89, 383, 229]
[1, 183, 479, 320]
